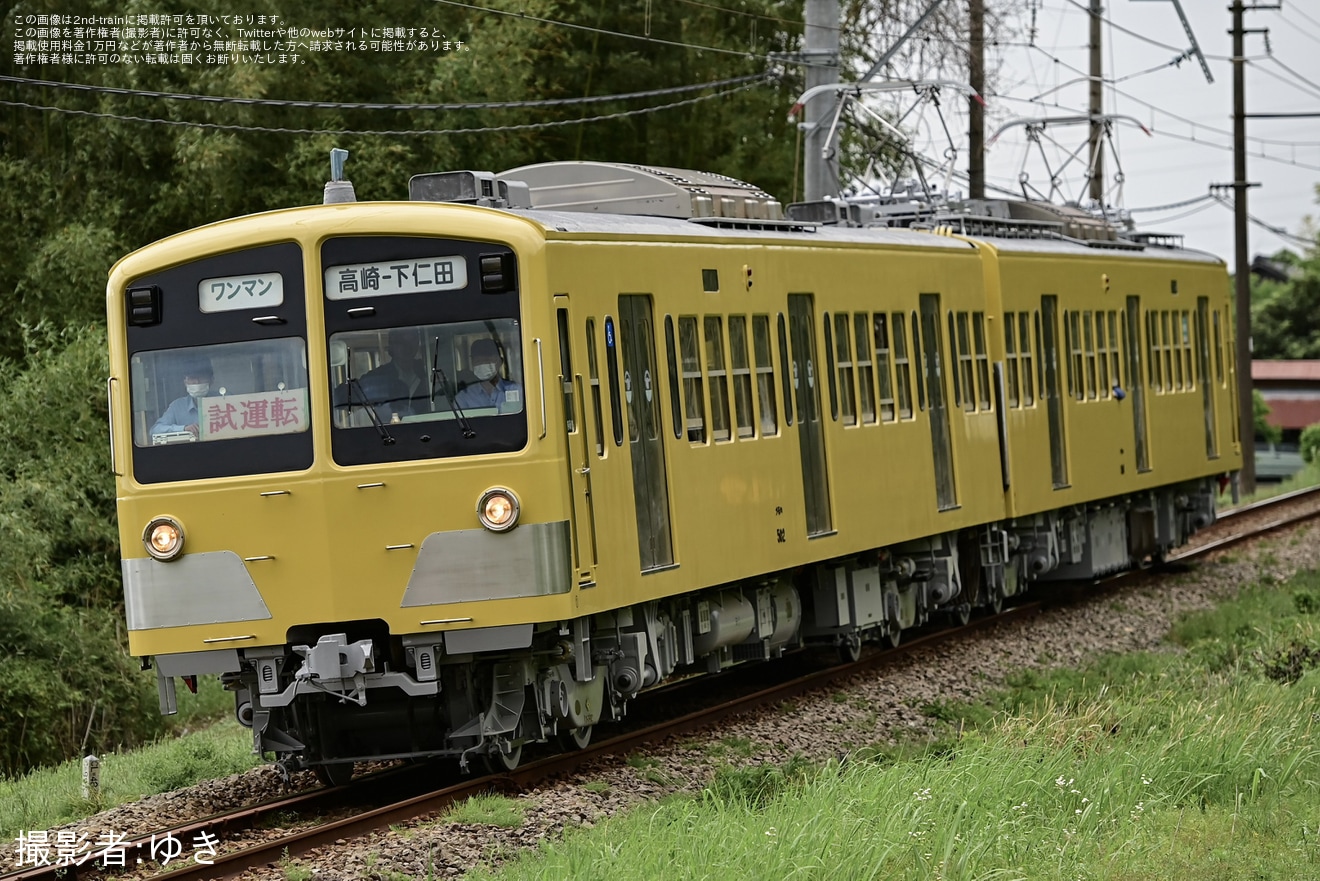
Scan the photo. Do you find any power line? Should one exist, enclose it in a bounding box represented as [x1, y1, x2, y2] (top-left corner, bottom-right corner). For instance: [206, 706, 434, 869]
[1260, 55, 1320, 102]
[1126, 193, 1216, 213]
[1283, 3, 1320, 36]
[987, 91, 1320, 172]
[1251, 63, 1320, 104]
[0, 72, 769, 111]
[1019, 45, 1320, 149]
[1276, 9, 1320, 48]
[673, 0, 827, 33]
[0, 78, 768, 136]
[1211, 194, 1317, 248]
[1055, 0, 1187, 55]
[427, 0, 775, 64]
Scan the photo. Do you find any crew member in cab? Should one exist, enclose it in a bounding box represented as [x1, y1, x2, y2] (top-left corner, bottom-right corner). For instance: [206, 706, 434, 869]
[456, 338, 522, 414]
[151, 360, 212, 441]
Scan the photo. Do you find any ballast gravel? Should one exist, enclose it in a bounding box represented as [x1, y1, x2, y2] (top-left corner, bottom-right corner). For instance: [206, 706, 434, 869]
[28, 508, 1320, 881]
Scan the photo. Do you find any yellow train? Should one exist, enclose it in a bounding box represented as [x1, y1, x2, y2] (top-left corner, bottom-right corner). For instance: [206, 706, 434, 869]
[108, 161, 1239, 780]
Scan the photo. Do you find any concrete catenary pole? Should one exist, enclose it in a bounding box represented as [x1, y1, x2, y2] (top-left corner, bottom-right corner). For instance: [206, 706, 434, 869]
[803, 0, 841, 201]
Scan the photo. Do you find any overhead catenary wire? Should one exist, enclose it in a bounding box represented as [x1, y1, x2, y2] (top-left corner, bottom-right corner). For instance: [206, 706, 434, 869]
[1211, 194, 1317, 249]
[0, 77, 769, 137]
[427, 0, 776, 64]
[0, 72, 769, 111]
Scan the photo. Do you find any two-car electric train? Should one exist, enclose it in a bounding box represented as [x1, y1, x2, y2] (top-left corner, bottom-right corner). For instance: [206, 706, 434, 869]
[108, 161, 1239, 780]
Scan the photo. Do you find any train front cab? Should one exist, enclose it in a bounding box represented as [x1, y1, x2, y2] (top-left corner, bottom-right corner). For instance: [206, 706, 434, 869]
[109, 205, 600, 774]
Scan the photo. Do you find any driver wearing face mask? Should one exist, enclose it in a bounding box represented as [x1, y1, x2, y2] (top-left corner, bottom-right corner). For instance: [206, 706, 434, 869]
[455, 338, 523, 414]
[151, 361, 214, 439]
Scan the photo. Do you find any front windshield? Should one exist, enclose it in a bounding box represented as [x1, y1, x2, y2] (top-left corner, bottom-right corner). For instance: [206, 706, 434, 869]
[329, 319, 524, 429]
[132, 339, 309, 447]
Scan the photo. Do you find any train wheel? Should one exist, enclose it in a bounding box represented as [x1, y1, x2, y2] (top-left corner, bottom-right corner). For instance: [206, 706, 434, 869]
[557, 725, 593, 751]
[883, 620, 902, 649]
[313, 761, 354, 787]
[484, 742, 523, 773]
[837, 632, 863, 663]
[947, 603, 972, 627]
[988, 591, 1005, 615]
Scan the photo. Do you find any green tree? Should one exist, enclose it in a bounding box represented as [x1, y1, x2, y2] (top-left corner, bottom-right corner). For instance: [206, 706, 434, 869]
[1252, 389, 1282, 444]
[0, 325, 164, 774]
[1301, 423, 1320, 465]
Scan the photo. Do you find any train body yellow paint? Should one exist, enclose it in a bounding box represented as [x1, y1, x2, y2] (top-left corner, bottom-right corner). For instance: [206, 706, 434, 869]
[108, 163, 1237, 776]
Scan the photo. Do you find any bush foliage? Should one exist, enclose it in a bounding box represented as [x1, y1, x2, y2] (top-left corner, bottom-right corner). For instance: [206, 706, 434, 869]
[0, 325, 166, 776]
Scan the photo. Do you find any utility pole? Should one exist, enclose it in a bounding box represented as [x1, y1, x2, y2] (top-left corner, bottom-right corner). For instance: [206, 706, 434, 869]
[969, 0, 985, 199]
[1230, 0, 1277, 495]
[802, 0, 840, 201]
[1088, 0, 1104, 204]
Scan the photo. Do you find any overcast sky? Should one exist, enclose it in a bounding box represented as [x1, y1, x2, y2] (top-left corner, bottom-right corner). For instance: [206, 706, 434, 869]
[972, 0, 1320, 262]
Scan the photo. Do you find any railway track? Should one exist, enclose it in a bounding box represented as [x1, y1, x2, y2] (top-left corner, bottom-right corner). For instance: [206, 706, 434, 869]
[7, 484, 1319, 881]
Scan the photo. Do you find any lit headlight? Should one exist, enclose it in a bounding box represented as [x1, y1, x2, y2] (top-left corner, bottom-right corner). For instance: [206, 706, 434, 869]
[143, 516, 185, 561]
[476, 488, 520, 532]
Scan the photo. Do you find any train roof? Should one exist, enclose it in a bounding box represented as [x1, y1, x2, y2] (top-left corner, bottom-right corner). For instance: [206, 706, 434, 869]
[403, 162, 1223, 268]
[504, 207, 1222, 267]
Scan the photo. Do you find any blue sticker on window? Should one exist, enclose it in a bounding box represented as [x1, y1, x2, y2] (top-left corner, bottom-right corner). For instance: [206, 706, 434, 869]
[605, 316, 616, 348]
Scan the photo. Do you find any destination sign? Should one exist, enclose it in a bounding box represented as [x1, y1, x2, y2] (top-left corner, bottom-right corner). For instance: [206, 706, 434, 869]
[324, 256, 468, 300]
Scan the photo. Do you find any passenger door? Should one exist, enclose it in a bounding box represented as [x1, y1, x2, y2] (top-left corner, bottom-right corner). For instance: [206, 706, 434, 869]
[617, 295, 674, 571]
[918, 294, 958, 510]
[554, 298, 598, 584]
[788, 294, 833, 536]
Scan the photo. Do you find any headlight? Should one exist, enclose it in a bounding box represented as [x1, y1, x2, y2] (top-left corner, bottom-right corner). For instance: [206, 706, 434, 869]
[143, 516, 185, 561]
[476, 488, 520, 532]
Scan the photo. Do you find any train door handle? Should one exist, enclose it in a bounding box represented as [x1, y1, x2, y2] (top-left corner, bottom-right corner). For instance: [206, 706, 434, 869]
[576, 466, 591, 475]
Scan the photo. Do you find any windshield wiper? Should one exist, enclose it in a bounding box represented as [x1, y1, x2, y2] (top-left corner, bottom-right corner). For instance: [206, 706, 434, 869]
[345, 349, 396, 445]
[431, 336, 476, 439]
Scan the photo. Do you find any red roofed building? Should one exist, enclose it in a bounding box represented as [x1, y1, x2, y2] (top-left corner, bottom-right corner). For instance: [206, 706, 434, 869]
[1253, 360, 1320, 436]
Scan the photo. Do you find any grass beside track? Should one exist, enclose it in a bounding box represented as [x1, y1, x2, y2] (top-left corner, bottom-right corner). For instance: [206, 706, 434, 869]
[0, 677, 258, 842]
[1221, 459, 1320, 508]
[471, 567, 1320, 881]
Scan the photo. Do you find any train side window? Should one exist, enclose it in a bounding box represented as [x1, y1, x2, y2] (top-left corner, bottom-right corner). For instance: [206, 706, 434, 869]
[1145, 311, 1160, 391]
[1212, 309, 1224, 385]
[585, 319, 606, 455]
[957, 312, 975, 412]
[947, 312, 963, 407]
[1068, 310, 1085, 401]
[704, 316, 732, 442]
[556, 308, 576, 432]
[854, 312, 877, 424]
[1181, 311, 1194, 391]
[1005, 311, 1020, 408]
[777, 313, 794, 427]
[1107, 311, 1122, 391]
[874, 313, 896, 422]
[1020, 312, 1035, 406]
[1083, 310, 1097, 400]
[1033, 311, 1044, 399]
[834, 312, 857, 426]
[678, 316, 706, 442]
[665, 316, 683, 439]
[729, 315, 755, 439]
[823, 313, 838, 421]
[605, 316, 624, 447]
[1095, 311, 1110, 398]
[1166, 311, 1177, 390]
[891, 312, 914, 418]
[753, 315, 779, 436]
[973, 312, 991, 410]
[910, 310, 926, 411]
